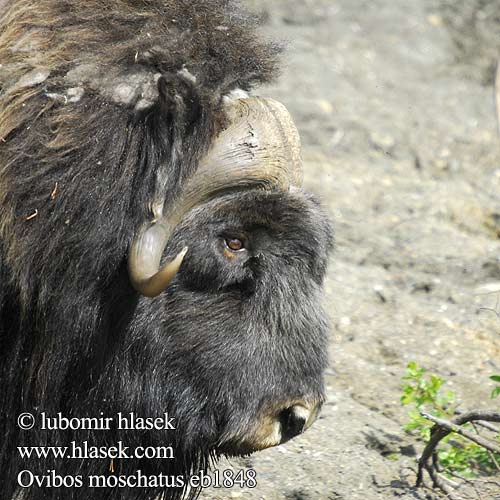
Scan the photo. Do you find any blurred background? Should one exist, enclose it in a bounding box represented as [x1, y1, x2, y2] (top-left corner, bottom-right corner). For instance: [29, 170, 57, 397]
[207, 1, 500, 498]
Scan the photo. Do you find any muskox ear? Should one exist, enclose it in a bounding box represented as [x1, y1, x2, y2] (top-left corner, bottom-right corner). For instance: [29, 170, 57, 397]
[157, 72, 202, 133]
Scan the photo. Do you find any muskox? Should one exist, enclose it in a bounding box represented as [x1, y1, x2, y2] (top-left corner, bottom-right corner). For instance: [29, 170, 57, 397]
[0, 1, 333, 499]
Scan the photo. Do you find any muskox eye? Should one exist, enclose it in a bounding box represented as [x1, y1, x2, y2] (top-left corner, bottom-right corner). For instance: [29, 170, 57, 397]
[225, 237, 245, 252]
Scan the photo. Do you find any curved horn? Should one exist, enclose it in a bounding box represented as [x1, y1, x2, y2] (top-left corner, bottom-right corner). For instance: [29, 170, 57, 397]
[128, 97, 303, 297]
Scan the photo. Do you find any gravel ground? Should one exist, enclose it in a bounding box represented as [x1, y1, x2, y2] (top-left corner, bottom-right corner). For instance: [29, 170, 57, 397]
[205, 1, 500, 499]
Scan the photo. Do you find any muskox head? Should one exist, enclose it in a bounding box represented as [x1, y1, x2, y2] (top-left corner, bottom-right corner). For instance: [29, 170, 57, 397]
[103, 92, 333, 461]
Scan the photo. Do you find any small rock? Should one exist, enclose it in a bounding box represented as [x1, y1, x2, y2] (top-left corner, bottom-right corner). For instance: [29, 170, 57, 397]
[427, 14, 443, 27]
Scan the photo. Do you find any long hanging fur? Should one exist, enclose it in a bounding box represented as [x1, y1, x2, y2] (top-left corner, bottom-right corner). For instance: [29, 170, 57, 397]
[0, 2, 281, 499]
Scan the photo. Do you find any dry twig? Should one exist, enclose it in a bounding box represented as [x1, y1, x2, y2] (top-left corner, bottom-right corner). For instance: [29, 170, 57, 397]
[25, 209, 38, 221]
[496, 60, 500, 138]
[51, 181, 58, 200]
[416, 410, 500, 499]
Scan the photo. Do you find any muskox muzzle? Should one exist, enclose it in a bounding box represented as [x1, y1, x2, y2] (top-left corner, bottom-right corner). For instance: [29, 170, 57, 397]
[220, 400, 323, 455]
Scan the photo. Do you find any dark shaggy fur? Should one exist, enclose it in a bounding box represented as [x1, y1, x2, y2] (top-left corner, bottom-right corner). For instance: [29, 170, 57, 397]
[0, 2, 333, 500]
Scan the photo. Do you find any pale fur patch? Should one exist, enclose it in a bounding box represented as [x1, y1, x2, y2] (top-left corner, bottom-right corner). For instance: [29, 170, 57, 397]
[17, 68, 50, 88]
[222, 87, 249, 104]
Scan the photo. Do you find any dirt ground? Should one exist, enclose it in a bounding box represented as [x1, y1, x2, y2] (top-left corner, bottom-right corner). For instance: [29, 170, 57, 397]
[205, 1, 500, 499]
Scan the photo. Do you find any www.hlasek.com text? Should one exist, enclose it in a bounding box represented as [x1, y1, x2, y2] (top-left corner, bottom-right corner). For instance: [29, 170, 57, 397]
[18, 441, 174, 460]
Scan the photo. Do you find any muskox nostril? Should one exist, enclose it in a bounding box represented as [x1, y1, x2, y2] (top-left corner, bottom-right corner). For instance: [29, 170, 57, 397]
[279, 405, 309, 441]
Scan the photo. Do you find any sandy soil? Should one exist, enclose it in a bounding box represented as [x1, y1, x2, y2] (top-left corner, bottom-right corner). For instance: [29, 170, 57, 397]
[205, 0, 500, 499]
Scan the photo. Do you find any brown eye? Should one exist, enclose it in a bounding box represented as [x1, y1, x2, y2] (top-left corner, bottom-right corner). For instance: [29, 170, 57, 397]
[225, 237, 245, 252]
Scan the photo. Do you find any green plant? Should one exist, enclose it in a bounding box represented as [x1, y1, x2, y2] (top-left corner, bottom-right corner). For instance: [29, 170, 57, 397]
[401, 362, 500, 477]
[490, 375, 500, 399]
